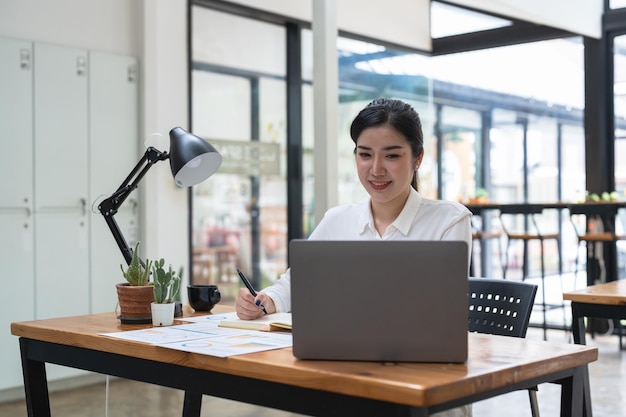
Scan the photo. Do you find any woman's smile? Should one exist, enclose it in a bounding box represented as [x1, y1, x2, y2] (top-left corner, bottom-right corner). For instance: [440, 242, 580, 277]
[368, 179, 391, 191]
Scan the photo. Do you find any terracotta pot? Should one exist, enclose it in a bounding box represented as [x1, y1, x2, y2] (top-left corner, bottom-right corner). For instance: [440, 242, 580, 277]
[116, 283, 155, 324]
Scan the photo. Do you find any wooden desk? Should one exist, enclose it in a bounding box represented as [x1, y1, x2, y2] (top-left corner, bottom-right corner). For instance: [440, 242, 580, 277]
[12, 307, 598, 417]
[563, 279, 626, 417]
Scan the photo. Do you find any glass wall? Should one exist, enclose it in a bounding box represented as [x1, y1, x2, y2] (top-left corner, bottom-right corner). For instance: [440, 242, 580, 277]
[440, 106, 481, 203]
[300, 33, 437, 231]
[614, 33, 626, 279]
[615, 34, 626, 197]
[190, 7, 288, 301]
[611, 0, 626, 9]
[190, 3, 591, 286]
[428, 39, 584, 279]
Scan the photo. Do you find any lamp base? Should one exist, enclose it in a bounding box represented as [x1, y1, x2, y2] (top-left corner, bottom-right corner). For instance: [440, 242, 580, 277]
[118, 315, 152, 324]
[174, 301, 183, 317]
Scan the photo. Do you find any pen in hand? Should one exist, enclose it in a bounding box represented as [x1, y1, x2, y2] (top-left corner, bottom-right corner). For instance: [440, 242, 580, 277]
[237, 269, 268, 315]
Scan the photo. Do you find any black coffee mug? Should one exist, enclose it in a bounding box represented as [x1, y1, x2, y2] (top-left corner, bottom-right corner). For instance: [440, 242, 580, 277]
[187, 284, 221, 312]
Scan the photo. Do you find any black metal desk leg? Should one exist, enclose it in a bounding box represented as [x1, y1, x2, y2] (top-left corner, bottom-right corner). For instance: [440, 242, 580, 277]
[19, 338, 52, 417]
[581, 365, 593, 417]
[571, 303, 588, 345]
[560, 366, 586, 417]
[569, 304, 593, 417]
[182, 391, 203, 417]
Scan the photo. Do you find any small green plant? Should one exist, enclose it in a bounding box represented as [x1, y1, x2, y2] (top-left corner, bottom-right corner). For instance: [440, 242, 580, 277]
[475, 187, 489, 198]
[152, 258, 181, 304]
[120, 241, 152, 286]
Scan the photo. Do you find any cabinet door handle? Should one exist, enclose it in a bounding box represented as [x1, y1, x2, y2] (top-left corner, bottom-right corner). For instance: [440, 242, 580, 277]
[0, 207, 31, 216]
[80, 198, 87, 216]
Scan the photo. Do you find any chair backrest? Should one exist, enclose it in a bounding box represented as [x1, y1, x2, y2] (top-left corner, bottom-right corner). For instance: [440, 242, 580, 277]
[471, 212, 502, 238]
[498, 205, 561, 239]
[468, 278, 538, 338]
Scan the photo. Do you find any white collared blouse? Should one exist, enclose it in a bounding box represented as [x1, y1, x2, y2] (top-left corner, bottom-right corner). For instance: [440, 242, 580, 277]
[263, 188, 472, 314]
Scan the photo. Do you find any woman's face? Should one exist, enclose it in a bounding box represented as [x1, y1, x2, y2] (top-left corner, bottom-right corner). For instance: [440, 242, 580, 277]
[355, 124, 422, 207]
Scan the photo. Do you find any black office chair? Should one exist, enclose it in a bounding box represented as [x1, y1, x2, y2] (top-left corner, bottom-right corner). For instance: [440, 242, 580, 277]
[468, 278, 540, 417]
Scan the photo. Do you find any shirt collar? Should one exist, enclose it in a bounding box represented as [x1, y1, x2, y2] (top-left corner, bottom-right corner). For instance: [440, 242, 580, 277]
[392, 188, 421, 235]
[358, 200, 374, 235]
[358, 188, 422, 236]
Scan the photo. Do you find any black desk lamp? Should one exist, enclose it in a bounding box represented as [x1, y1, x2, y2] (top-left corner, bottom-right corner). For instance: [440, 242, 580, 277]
[98, 126, 222, 266]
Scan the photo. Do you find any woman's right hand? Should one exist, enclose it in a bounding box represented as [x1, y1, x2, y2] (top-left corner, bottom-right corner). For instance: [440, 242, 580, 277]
[235, 288, 276, 319]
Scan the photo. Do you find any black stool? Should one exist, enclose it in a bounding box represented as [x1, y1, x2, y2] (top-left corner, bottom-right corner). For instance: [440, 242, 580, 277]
[499, 205, 565, 340]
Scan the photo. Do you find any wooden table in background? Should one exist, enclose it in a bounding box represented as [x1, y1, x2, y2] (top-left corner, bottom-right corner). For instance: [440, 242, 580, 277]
[12, 306, 597, 417]
[563, 279, 626, 417]
[564, 279, 626, 347]
[465, 201, 626, 285]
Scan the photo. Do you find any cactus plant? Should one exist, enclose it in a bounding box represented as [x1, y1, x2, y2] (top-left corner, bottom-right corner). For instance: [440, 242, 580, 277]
[120, 241, 153, 286]
[152, 258, 181, 304]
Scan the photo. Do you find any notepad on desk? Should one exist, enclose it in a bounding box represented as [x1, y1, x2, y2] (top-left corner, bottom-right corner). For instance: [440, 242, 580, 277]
[218, 312, 292, 332]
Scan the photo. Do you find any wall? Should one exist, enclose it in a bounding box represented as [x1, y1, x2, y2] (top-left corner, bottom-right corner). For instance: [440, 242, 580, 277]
[0, 0, 191, 284]
[0, 0, 140, 54]
[140, 0, 191, 278]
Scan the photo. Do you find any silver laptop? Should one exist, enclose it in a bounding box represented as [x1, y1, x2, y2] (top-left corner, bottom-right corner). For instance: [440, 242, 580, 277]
[289, 240, 469, 363]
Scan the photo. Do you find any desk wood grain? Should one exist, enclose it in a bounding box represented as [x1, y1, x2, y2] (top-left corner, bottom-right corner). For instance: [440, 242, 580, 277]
[11, 306, 598, 409]
[563, 280, 626, 306]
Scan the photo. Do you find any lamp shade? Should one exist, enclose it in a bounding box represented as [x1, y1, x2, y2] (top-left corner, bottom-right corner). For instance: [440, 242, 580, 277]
[169, 127, 222, 187]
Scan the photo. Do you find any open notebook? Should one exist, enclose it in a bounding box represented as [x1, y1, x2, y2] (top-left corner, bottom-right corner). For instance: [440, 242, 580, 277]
[218, 312, 292, 332]
[289, 239, 469, 363]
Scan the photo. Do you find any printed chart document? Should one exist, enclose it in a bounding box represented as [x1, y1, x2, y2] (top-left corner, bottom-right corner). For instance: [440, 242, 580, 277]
[218, 312, 292, 332]
[165, 331, 292, 358]
[101, 313, 292, 357]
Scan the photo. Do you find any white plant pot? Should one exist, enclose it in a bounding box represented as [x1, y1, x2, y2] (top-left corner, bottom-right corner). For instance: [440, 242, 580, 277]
[151, 302, 175, 327]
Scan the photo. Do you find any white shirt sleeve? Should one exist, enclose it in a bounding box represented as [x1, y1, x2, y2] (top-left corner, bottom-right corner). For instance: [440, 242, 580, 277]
[261, 268, 292, 313]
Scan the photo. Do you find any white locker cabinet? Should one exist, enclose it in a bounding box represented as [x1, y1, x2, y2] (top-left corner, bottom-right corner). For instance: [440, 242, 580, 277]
[33, 43, 90, 320]
[0, 212, 34, 390]
[0, 38, 34, 208]
[32, 42, 90, 383]
[1, 37, 140, 391]
[34, 43, 89, 210]
[89, 51, 140, 313]
[35, 212, 90, 318]
[0, 38, 35, 392]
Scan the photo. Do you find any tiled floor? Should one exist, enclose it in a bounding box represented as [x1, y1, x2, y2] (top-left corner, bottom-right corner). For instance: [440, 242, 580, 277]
[2, 274, 624, 416]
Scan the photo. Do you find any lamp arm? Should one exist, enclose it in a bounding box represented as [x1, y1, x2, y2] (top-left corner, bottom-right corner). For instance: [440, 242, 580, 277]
[98, 147, 169, 265]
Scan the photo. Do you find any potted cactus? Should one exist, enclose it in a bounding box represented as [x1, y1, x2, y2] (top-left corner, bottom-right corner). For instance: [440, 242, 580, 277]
[116, 241, 155, 324]
[150, 259, 182, 326]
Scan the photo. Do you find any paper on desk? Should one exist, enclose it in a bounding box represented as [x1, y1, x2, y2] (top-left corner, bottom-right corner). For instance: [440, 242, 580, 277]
[100, 314, 293, 357]
[159, 331, 293, 358]
[100, 321, 240, 344]
[182, 311, 239, 323]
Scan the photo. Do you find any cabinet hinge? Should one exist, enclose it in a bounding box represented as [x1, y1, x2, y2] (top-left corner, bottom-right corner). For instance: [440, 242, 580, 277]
[128, 64, 137, 82]
[20, 49, 31, 69]
[76, 56, 87, 76]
